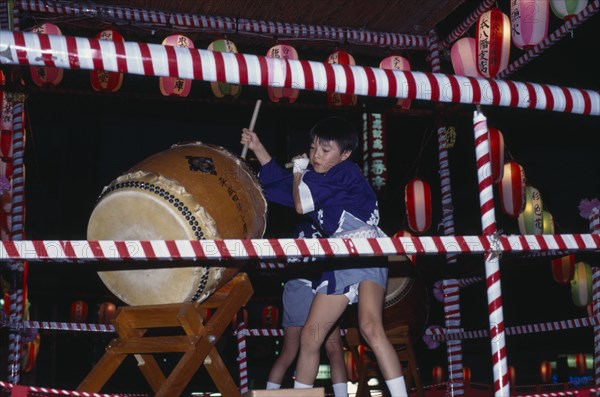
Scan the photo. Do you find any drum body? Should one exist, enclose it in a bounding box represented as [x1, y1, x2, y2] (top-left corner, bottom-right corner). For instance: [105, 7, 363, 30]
[87, 142, 267, 306]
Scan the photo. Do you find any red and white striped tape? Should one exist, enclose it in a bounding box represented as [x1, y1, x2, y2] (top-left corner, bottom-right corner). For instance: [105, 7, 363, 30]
[0, 30, 598, 115]
[440, 0, 496, 50]
[426, 315, 600, 341]
[15, 0, 427, 50]
[236, 322, 248, 394]
[0, 235, 597, 261]
[443, 279, 465, 395]
[0, 380, 147, 396]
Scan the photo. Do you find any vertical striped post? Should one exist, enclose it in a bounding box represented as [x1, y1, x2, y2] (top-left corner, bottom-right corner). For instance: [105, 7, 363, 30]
[590, 207, 600, 392]
[473, 110, 509, 396]
[237, 322, 249, 394]
[443, 279, 464, 395]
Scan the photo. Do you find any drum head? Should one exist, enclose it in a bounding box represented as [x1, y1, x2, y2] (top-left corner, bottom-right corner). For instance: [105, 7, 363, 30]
[88, 143, 267, 306]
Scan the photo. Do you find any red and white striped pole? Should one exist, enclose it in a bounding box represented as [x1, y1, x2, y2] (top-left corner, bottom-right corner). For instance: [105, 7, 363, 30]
[443, 279, 465, 395]
[237, 321, 249, 394]
[473, 109, 509, 396]
[589, 206, 600, 392]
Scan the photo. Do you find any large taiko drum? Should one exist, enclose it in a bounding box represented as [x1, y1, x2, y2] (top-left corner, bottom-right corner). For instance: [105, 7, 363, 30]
[344, 257, 429, 341]
[87, 142, 267, 306]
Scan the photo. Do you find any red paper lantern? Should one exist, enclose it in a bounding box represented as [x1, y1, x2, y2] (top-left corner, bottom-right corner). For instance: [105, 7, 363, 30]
[70, 299, 88, 322]
[476, 9, 511, 78]
[266, 44, 299, 103]
[463, 367, 471, 385]
[509, 365, 517, 387]
[451, 37, 483, 78]
[405, 178, 432, 233]
[551, 254, 575, 284]
[432, 366, 446, 384]
[30, 23, 64, 87]
[90, 29, 124, 92]
[511, 0, 550, 50]
[498, 161, 526, 217]
[488, 127, 505, 183]
[575, 353, 587, 375]
[21, 333, 41, 373]
[326, 50, 357, 106]
[159, 34, 194, 97]
[261, 305, 279, 328]
[379, 55, 411, 109]
[392, 229, 416, 265]
[97, 301, 116, 324]
[540, 360, 552, 383]
[208, 39, 242, 98]
[344, 345, 366, 382]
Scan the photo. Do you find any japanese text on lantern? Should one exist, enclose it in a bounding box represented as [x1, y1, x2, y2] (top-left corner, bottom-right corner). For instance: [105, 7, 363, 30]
[478, 19, 490, 74]
[362, 113, 387, 191]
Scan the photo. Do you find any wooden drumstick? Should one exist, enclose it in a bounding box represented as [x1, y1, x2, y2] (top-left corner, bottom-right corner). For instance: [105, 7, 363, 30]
[241, 99, 262, 159]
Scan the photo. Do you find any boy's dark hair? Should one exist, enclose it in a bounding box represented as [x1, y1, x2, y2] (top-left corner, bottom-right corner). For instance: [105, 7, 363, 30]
[309, 116, 358, 154]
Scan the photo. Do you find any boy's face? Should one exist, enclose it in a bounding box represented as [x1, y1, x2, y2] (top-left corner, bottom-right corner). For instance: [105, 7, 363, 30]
[309, 137, 351, 174]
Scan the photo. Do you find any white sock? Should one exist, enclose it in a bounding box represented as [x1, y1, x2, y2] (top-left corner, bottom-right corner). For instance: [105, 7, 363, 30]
[266, 381, 281, 390]
[294, 380, 313, 389]
[385, 376, 408, 397]
[332, 382, 348, 397]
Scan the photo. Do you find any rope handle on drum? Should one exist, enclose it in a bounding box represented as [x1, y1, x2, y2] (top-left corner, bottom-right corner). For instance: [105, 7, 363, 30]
[241, 99, 263, 159]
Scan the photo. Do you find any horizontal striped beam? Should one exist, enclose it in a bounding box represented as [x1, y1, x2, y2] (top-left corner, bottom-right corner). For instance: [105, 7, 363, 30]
[0, 30, 598, 115]
[0, 234, 597, 262]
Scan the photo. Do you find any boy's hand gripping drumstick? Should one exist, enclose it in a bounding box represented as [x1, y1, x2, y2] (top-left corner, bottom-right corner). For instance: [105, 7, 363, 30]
[241, 99, 262, 159]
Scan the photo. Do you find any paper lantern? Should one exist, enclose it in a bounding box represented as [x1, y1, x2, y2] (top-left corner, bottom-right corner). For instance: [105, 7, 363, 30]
[450, 37, 483, 78]
[488, 127, 505, 183]
[326, 50, 357, 106]
[208, 39, 241, 98]
[405, 178, 432, 234]
[261, 305, 279, 328]
[90, 29, 124, 92]
[540, 360, 552, 383]
[476, 9, 511, 78]
[379, 55, 411, 109]
[21, 333, 41, 373]
[551, 0, 588, 19]
[511, 0, 550, 50]
[499, 161, 526, 217]
[432, 366, 446, 384]
[393, 229, 416, 265]
[571, 261, 592, 307]
[518, 186, 543, 234]
[30, 23, 64, 87]
[266, 43, 299, 103]
[551, 254, 575, 284]
[575, 353, 587, 375]
[463, 367, 471, 385]
[159, 34, 194, 97]
[344, 345, 366, 382]
[542, 211, 554, 234]
[232, 308, 248, 331]
[509, 366, 517, 387]
[70, 299, 88, 322]
[98, 301, 116, 324]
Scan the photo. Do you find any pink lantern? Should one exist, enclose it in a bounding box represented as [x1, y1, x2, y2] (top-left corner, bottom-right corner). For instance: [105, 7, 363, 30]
[576, 353, 587, 375]
[393, 229, 416, 265]
[511, 0, 550, 50]
[488, 127, 505, 183]
[405, 178, 432, 234]
[540, 360, 552, 383]
[159, 34, 194, 97]
[432, 366, 446, 384]
[90, 29, 124, 92]
[476, 9, 511, 78]
[450, 37, 483, 78]
[98, 301, 116, 323]
[326, 50, 357, 106]
[70, 299, 88, 322]
[208, 38, 242, 98]
[30, 23, 64, 87]
[551, 0, 588, 20]
[266, 43, 300, 103]
[498, 161, 526, 217]
[379, 55, 411, 109]
[551, 254, 575, 284]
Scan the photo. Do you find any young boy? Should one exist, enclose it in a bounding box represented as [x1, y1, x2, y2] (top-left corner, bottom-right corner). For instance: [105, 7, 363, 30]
[241, 116, 408, 396]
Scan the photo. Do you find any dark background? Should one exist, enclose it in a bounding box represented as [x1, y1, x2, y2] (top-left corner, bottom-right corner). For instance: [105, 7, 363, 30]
[0, 2, 599, 395]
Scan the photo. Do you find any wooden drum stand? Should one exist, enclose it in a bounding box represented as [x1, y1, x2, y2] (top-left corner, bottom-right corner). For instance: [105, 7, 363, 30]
[77, 272, 253, 397]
